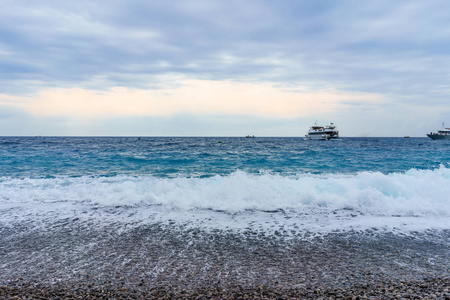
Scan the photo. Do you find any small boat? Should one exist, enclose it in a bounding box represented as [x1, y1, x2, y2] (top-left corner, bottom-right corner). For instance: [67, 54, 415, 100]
[404, 136, 410, 138]
[427, 122, 450, 140]
[245, 135, 255, 138]
[305, 122, 339, 140]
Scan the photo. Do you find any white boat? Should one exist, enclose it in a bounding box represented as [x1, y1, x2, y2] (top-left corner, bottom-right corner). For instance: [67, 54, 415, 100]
[305, 122, 339, 140]
[427, 122, 450, 140]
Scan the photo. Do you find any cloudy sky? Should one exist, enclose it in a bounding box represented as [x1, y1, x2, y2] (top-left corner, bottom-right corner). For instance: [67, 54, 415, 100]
[1, 0, 449, 136]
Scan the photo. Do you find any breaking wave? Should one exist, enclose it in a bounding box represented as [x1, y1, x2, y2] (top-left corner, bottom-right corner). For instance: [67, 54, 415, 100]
[1, 167, 449, 234]
[2, 168, 450, 215]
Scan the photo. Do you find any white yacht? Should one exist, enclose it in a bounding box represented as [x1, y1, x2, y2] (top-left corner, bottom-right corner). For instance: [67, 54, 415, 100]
[305, 122, 339, 140]
[427, 122, 450, 140]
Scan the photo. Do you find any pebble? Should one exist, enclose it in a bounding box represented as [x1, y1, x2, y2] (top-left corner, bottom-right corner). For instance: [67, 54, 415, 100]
[0, 279, 446, 298]
[1, 226, 449, 299]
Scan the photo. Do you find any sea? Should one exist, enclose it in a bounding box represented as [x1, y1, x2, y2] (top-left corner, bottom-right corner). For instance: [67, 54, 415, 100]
[1, 136, 450, 234]
[1, 136, 450, 289]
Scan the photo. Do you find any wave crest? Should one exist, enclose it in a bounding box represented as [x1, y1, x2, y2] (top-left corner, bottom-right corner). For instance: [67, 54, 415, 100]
[1, 168, 449, 218]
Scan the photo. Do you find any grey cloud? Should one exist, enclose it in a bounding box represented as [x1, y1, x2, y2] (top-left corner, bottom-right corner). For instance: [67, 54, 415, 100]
[1, 0, 450, 106]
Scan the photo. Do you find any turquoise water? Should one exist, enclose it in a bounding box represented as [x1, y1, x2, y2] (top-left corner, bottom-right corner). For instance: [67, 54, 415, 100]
[1, 136, 450, 234]
[1, 137, 449, 178]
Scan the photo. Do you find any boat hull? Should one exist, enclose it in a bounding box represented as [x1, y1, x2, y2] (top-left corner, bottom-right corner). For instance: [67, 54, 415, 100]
[427, 134, 450, 140]
[305, 135, 327, 140]
[305, 133, 339, 140]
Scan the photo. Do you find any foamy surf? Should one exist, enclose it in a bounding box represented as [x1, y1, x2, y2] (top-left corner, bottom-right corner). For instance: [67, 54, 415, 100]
[1, 167, 449, 236]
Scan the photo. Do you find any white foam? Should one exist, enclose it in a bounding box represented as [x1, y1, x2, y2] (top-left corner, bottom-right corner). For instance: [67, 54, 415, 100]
[1, 167, 450, 234]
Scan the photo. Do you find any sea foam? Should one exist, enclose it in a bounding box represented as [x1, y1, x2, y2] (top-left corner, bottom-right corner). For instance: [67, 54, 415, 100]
[1, 167, 449, 234]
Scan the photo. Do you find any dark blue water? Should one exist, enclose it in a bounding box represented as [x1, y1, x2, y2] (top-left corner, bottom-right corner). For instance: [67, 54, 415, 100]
[1, 137, 449, 179]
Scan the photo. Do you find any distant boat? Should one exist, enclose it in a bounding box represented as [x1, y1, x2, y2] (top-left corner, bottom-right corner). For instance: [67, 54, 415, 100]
[427, 122, 450, 140]
[404, 136, 410, 138]
[304, 122, 339, 140]
[245, 135, 255, 138]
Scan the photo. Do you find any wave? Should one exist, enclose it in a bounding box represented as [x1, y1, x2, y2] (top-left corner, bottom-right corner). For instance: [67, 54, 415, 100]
[1, 167, 449, 218]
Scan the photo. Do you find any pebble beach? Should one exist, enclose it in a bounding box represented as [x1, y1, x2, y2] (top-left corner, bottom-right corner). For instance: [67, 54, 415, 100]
[1, 222, 449, 299]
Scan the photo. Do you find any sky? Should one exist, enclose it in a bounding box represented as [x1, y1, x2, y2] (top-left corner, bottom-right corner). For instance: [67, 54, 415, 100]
[1, 0, 450, 137]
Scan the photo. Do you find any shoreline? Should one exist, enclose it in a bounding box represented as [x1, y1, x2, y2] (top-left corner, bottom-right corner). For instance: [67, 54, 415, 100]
[1, 225, 449, 298]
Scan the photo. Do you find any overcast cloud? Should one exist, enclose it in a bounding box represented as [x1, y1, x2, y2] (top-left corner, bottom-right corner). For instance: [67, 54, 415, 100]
[1, 1, 449, 136]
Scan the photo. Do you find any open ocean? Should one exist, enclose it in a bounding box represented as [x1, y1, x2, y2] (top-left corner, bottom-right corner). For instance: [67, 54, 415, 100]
[1, 136, 450, 297]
